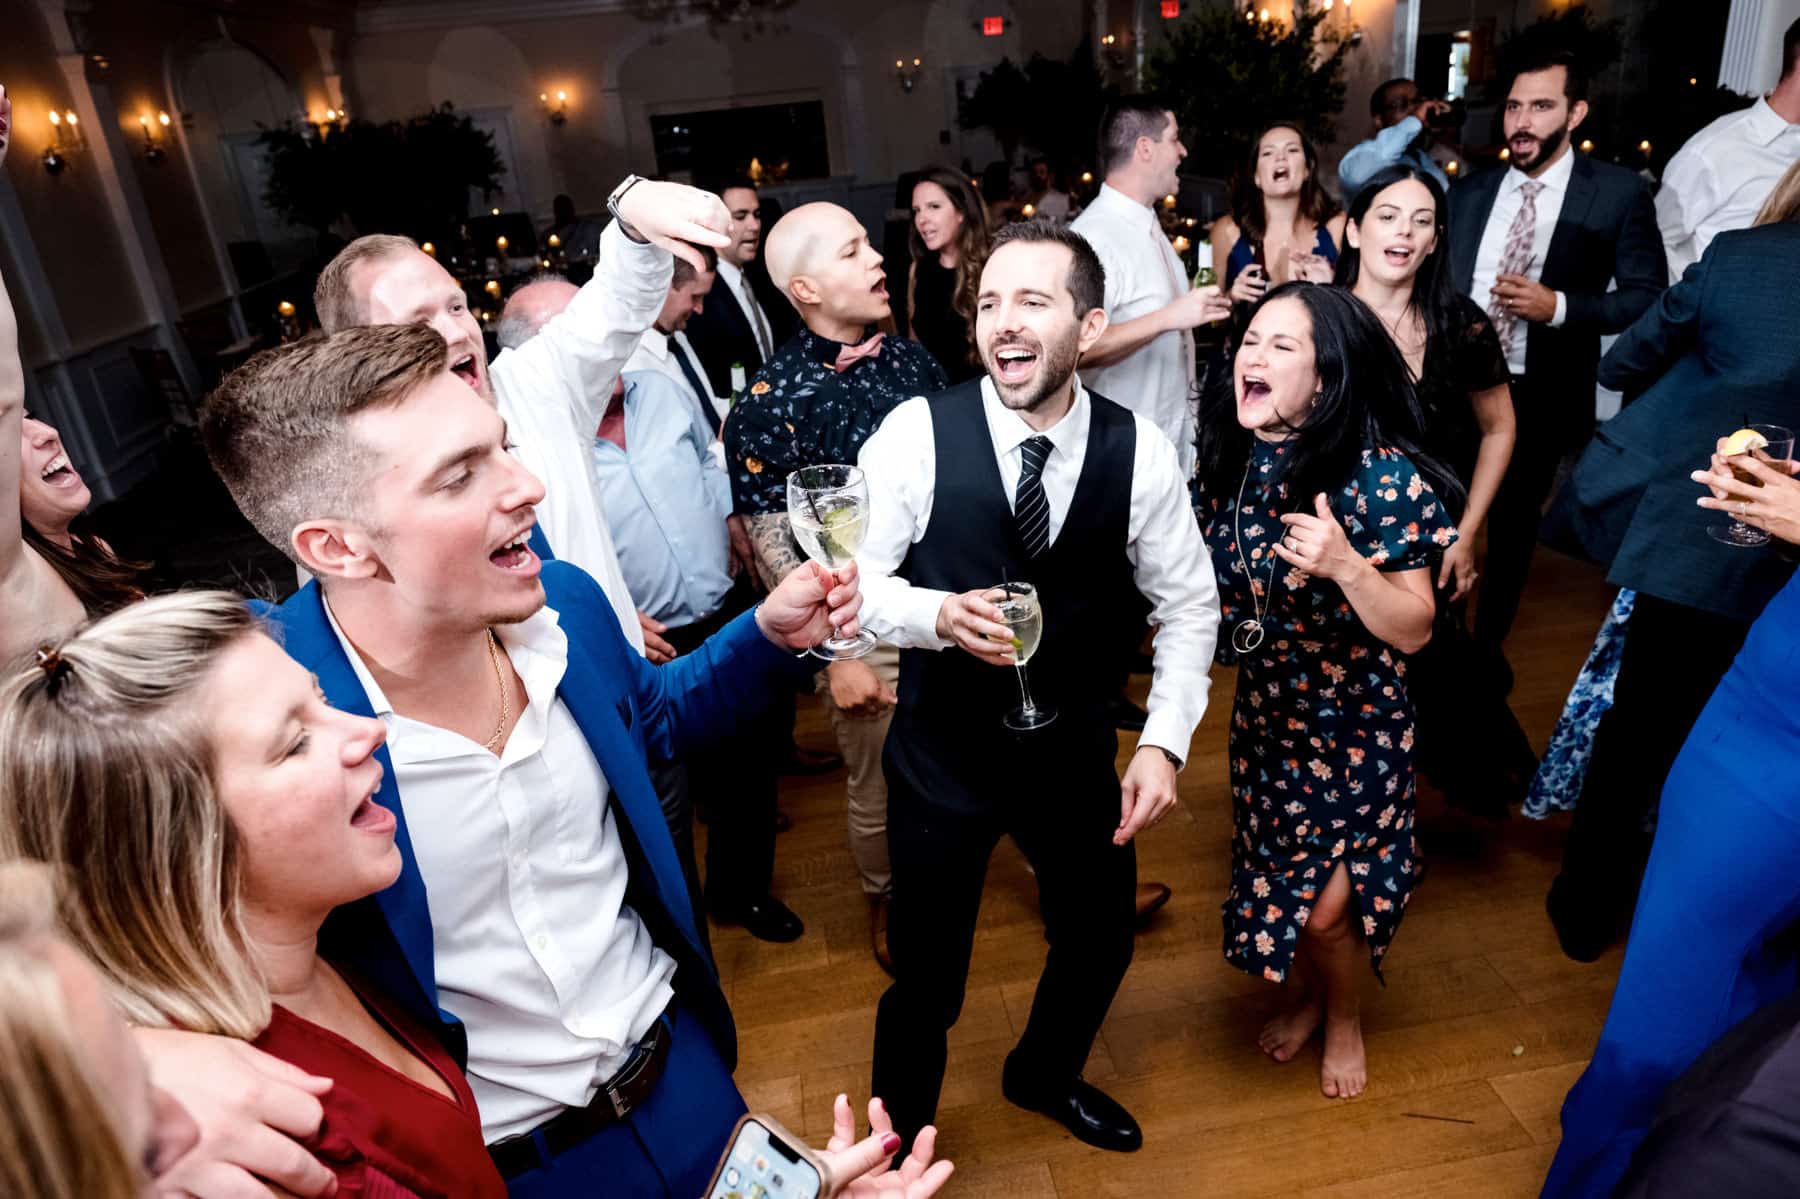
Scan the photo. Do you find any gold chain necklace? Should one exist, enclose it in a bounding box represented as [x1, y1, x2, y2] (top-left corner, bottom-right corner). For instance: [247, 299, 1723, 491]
[1230, 456, 1281, 655]
[483, 630, 510, 753]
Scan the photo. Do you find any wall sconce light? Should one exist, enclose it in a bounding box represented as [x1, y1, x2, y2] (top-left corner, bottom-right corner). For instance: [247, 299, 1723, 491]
[1100, 34, 1128, 70]
[895, 57, 922, 94]
[313, 107, 347, 137]
[541, 90, 568, 125]
[43, 108, 83, 174]
[137, 111, 170, 163]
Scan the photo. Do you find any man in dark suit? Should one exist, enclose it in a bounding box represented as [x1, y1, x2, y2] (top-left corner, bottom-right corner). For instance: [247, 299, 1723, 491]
[683, 177, 797, 397]
[1447, 48, 1663, 659]
[1539, 218, 1800, 962]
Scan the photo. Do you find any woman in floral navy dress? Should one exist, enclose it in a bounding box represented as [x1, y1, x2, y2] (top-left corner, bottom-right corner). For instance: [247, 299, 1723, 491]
[1196, 283, 1461, 1100]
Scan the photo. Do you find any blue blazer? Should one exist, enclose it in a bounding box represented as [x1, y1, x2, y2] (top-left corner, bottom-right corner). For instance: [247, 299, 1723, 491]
[1543, 224, 1800, 623]
[260, 560, 813, 1071]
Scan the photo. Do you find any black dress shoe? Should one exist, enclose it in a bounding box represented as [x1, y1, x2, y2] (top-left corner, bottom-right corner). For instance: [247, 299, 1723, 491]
[710, 896, 805, 943]
[1001, 1058, 1142, 1152]
[1108, 694, 1148, 732]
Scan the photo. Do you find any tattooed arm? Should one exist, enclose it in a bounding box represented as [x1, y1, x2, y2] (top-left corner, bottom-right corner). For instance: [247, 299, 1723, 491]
[747, 512, 803, 592]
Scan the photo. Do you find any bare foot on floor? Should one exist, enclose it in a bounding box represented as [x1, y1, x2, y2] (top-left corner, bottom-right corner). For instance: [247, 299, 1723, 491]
[1319, 1012, 1367, 1098]
[1258, 992, 1323, 1063]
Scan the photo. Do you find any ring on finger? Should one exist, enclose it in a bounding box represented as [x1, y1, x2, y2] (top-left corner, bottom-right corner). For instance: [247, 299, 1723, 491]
[1740, 500, 1750, 517]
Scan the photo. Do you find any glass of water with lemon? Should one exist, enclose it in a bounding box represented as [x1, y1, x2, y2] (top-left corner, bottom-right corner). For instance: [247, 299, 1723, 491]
[993, 581, 1055, 730]
[1710, 424, 1795, 548]
[787, 464, 878, 659]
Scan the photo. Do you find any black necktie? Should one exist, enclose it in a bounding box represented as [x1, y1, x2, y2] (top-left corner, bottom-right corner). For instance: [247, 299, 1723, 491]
[1015, 436, 1053, 558]
[667, 334, 719, 436]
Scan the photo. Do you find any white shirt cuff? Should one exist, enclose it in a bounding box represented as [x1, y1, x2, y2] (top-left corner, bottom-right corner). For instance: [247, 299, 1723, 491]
[890, 587, 953, 650]
[1549, 290, 1568, 328]
[1136, 715, 1190, 770]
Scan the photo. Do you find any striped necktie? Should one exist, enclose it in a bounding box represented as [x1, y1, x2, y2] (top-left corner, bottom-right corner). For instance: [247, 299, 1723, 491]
[1015, 435, 1053, 558]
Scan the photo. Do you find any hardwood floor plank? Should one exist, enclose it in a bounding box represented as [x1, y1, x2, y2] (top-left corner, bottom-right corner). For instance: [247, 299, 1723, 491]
[1489, 1060, 1591, 1146]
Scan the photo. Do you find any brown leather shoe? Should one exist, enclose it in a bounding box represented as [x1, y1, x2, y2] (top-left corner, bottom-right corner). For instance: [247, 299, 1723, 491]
[1134, 882, 1172, 926]
[870, 895, 894, 976]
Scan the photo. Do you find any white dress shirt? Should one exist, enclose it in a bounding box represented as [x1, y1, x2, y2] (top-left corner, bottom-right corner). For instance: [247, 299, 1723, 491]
[592, 372, 735, 628]
[714, 258, 777, 361]
[1657, 97, 1800, 281]
[323, 597, 676, 1143]
[1071, 184, 1198, 475]
[855, 376, 1220, 761]
[1470, 149, 1575, 375]
[491, 219, 666, 654]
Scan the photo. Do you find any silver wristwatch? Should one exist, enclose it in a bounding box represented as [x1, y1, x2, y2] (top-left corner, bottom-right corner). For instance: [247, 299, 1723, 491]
[607, 175, 648, 243]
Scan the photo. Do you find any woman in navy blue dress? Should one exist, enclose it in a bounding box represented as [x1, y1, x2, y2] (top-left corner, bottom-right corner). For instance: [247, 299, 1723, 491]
[1196, 283, 1460, 1099]
[1210, 122, 1348, 306]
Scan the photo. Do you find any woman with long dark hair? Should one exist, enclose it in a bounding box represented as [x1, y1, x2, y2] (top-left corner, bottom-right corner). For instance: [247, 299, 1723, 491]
[1211, 122, 1346, 306]
[1335, 164, 1532, 815]
[907, 166, 991, 383]
[1196, 283, 1460, 1100]
[0, 258, 143, 665]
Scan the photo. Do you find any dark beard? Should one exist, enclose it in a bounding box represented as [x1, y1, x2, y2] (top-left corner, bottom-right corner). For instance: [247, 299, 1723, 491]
[1510, 125, 1568, 173]
[985, 331, 1082, 414]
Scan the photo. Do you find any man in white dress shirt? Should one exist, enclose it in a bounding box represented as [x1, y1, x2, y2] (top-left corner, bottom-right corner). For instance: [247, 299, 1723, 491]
[1656, 18, 1800, 281]
[310, 177, 727, 660]
[858, 221, 1220, 1154]
[1071, 95, 1231, 479]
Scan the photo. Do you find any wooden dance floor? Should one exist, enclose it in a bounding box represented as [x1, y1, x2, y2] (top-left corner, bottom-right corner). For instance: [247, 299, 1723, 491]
[699, 545, 1622, 1197]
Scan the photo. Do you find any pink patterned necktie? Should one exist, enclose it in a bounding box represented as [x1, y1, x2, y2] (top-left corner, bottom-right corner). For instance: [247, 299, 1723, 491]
[1489, 180, 1544, 356]
[831, 333, 884, 373]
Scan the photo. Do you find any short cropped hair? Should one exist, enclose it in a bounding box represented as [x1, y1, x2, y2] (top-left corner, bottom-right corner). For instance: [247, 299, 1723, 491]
[1097, 95, 1173, 176]
[1508, 47, 1588, 104]
[200, 325, 448, 564]
[988, 220, 1107, 317]
[313, 234, 419, 333]
[671, 243, 719, 288]
[1371, 77, 1416, 118]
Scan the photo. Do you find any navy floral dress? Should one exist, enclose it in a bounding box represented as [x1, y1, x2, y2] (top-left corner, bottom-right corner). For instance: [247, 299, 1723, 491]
[1200, 440, 1457, 983]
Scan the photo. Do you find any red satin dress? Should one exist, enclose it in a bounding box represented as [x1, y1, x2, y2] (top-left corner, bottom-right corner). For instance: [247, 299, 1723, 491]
[251, 971, 506, 1199]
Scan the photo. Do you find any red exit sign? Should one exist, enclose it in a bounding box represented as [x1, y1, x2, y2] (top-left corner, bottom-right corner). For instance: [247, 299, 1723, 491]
[982, 15, 1004, 36]
[1161, 0, 1180, 16]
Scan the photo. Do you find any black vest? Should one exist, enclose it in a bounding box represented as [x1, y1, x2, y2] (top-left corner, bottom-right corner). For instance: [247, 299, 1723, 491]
[884, 380, 1145, 809]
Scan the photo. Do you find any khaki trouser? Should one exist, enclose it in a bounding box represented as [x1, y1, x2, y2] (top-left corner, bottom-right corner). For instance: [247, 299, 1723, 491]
[817, 643, 900, 896]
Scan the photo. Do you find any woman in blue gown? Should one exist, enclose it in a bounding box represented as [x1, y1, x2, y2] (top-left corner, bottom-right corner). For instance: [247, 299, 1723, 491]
[1545, 452, 1800, 1196]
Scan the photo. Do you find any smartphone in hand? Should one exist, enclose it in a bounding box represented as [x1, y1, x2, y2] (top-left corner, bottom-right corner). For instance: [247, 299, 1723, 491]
[705, 1113, 826, 1199]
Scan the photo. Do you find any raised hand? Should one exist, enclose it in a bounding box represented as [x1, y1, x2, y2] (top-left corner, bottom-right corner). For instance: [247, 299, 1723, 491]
[613, 179, 732, 273]
[820, 1094, 954, 1199]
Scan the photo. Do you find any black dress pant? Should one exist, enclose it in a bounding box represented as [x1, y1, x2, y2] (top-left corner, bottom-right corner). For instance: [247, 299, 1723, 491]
[1549, 594, 1751, 953]
[870, 750, 1137, 1145]
[1475, 379, 1571, 652]
[662, 582, 786, 910]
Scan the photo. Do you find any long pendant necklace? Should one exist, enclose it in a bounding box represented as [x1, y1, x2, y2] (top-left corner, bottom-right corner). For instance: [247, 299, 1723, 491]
[1230, 457, 1281, 655]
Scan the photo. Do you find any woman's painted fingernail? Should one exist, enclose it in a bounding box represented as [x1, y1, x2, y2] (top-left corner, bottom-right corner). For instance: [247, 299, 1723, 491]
[882, 1133, 902, 1154]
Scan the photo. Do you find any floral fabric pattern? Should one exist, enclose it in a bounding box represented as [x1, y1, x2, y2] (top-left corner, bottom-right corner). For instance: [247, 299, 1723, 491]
[1524, 588, 1636, 820]
[1200, 441, 1457, 983]
[723, 326, 948, 517]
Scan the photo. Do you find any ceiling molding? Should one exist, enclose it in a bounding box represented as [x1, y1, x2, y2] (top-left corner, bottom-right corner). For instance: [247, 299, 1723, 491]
[354, 0, 643, 34]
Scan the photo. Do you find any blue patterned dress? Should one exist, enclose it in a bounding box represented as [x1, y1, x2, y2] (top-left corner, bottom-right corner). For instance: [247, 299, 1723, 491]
[1200, 441, 1458, 982]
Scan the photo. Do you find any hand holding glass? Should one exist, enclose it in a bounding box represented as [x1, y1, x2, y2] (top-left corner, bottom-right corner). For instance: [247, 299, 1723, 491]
[993, 581, 1054, 731]
[1708, 424, 1795, 548]
[787, 465, 878, 659]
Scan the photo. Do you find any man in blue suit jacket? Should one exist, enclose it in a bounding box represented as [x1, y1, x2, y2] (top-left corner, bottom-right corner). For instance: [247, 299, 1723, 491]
[185, 322, 860, 1197]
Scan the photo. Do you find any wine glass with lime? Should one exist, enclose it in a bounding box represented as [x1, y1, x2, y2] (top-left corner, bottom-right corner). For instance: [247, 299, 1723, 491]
[786, 465, 878, 659]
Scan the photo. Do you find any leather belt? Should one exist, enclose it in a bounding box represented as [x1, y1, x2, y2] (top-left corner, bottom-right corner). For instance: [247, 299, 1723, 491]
[487, 1011, 673, 1180]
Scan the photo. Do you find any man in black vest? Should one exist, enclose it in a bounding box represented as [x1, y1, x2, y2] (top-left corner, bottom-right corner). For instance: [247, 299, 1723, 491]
[856, 221, 1221, 1152]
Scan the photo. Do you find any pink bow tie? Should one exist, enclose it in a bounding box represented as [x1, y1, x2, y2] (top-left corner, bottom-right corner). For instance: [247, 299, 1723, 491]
[831, 333, 885, 373]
